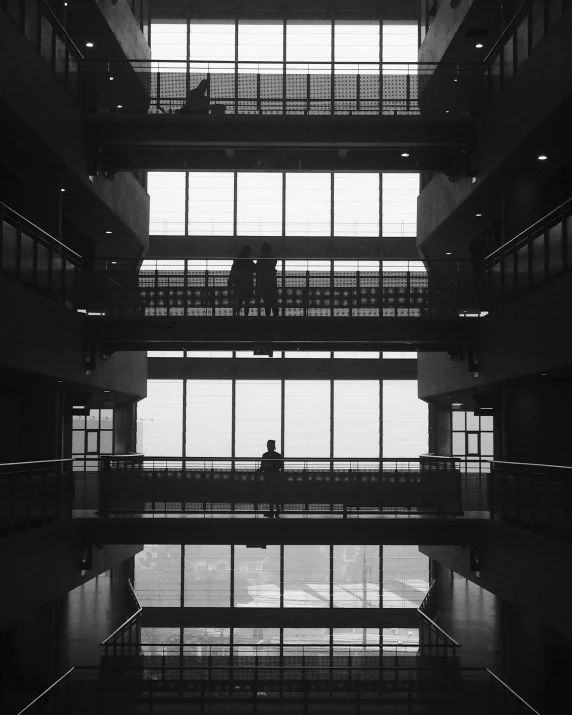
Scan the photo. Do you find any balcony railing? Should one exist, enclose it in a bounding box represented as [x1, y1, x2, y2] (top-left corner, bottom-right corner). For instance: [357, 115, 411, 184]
[489, 460, 572, 541]
[83, 59, 485, 117]
[90, 455, 469, 517]
[0, 458, 74, 537]
[2, 0, 82, 99]
[486, 0, 572, 100]
[0, 202, 83, 309]
[485, 197, 572, 306]
[85, 258, 484, 319]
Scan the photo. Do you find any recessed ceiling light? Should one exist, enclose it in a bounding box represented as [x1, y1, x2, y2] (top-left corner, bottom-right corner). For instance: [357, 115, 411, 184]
[60, 188, 65, 192]
[104, 390, 110, 393]
[109, 76, 114, 81]
[401, 152, 410, 157]
[117, 104, 123, 109]
[453, 78, 458, 82]
[475, 43, 483, 48]
[537, 154, 548, 161]
[475, 213, 482, 217]
[445, 110, 450, 114]
[446, 252, 452, 255]
[105, 230, 112, 234]
[85, 42, 94, 48]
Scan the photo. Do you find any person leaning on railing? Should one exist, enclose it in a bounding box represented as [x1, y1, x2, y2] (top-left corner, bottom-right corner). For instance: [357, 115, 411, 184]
[177, 78, 226, 115]
[259, 439, 284, 518]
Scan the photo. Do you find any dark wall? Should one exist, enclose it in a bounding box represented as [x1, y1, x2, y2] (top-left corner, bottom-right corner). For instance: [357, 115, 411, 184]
[427, 403, 451, 455]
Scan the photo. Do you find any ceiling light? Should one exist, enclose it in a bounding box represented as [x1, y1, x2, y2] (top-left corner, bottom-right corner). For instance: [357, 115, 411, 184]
[446, 252, 452, 255]
[85, 42, 94, 48]
[445, 110, 450, 114]
[453, 79, 458, 82]
[111, 261, 117, 265]
[105, 230, 112, 234]
[475, 213, 482, 217]
[104, 390, 110, 393]
[109, 76, 114, 81]
[60, 188, 65, 192]
[537, 154, 548, 161]
[401, 152, 410, 157]
[117, 104, 123, 109]
[475, 43, 483, 48]
[452, 402, 463, 408]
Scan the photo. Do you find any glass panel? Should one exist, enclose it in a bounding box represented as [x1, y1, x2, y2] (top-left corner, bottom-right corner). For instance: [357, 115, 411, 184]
[20, 232, 35, 284]
[333, 545, 380, 608]
[151, 23, 188, 61]
[481, 432, 494, 456]
[382, 352, 417, 359]
[334, 173, 379, 236]
[188, 172, 234, 235]
[234, 627, 280, 650]
[382, 380, 428, 457]
[234, 545, 281, 607]
[237, 173, 282, 235]
[186, 380, 232, 459]
[184, 627, 231, 653]
[284, 381, 330, 458]
[283, 545, 330, 607]
[238, 22, 284, 62]
[100, 432, 113, 454]
[40, 15, 54, 67]
[148, 172, 186, 235]
[68, 53, 80, 98]
[452, 411, 465, 431]
[286, 22, 331, 64]
[235, 380, 281, 459]
[285, 173, 331, 236]
[137, 380, 183, 456]
[135, 545, 182, 607]
[189, 22, 236, 63]
[480, 415, 494, 432]
[383, 545, 429, 608]
[335, 22, 380, 64]
[452, 433, 465, 456]
[333, 381, 379, 460]
[72, 432, 84, 455]
[382, 23, 418, 63]
[86, 432, 98, 453]
[382, 173, 419, 237]
[147, 351, 185, 357]
[515, 14, 529, 69]
[184, 545, 231, 607]
[54, 33, 66, 83]
[547, 222, 563, 275]
[1, 221, 18, 274]
[502, 36, 514, 82]
[36, 244, 49, 291]
[51, 253, 63, 301]
[467, 433, 479, 455]
[465, 411, 480, 431]
[515, 243, 529, 292]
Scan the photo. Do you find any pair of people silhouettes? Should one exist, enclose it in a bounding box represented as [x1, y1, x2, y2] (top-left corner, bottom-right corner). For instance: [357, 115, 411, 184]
[228, 243, 279, 317]
[259, 439, 283, 518]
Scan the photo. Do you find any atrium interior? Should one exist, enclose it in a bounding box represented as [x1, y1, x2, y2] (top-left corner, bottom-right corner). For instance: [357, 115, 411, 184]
[1, 0, 572, 713]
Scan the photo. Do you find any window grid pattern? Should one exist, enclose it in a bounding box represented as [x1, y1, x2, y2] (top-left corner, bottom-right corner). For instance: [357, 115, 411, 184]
[148, 171, 418, 237]
[135, 544, 428, 612]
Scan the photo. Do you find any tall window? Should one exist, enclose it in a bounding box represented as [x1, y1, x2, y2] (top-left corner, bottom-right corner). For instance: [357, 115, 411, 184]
[147, 173, 186, 235]
[137, 379, 183, 456]
[186, 380, 232, 458]
[188, 172, 234, 235]
[382, 380, 428, 457]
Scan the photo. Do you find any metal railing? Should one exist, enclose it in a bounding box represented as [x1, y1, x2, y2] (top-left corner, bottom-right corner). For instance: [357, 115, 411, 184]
[485, 197, 572, 306]
[487, 669, 543, 714]
[489, 460, 572, 541]
[100, 580, 142, 659]
[15, 667, 75, 715]
[0, 202, 83, 309]
[0, 458, 75, 536]
[2, 0, 83, 99]
[85, 258, 484, 319]
[95, 455, 465, 516]
[82, 59, 485, 116]
[486, 0, 572, 100]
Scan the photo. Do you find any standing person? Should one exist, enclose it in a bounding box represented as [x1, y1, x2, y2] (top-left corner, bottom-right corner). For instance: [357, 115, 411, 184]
[228, 246, 255, 316]
[256, 243, 280, 316]
[260, 439, 283, 518]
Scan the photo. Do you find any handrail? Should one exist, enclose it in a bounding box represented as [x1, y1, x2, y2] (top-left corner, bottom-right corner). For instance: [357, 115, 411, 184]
[16, 667, 75, 715]
[85, 58, 482, 68]
[419, 454, 462, 461]
[492, 460, 572, 472]
[417, 610, 461, 647]
[486, 669, 543, 715]
[485, 196, 572, 263]
[100, 606, 143, 646]
[139, 456, 459, 463]
[0, 458, 74, 468]
[1, 201, 83, 262]
[40, 1, 85, 60]
[108, 641, 450, 650]
[128, 578, 141, 611]
[483, 0, 532, 65]
[418, 578, 436, 612]
[101, 453, 145, 459]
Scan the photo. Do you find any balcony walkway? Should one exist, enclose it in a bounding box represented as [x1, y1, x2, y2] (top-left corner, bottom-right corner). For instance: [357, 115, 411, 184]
[87, 114, 477, 172]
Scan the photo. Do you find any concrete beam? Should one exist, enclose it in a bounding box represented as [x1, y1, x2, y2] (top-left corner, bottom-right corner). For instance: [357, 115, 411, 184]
[142, 607, 419, 629]
[81, 516, 483, 546]
[147, 357, 418, 380]
[88, 316, 479, 353]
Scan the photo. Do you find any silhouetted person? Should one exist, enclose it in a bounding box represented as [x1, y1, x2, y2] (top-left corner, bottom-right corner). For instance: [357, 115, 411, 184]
[178, 78, 226, 115]
[256, 243, 279, 316]
[260, 439, 283, 518]
[228, 245, 255, 316]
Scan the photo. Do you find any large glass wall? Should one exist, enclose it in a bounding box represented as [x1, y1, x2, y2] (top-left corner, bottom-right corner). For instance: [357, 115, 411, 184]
[148, 171, 419, 237]
[135, 544, 428, 610]
[137, 379, 427, 458]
